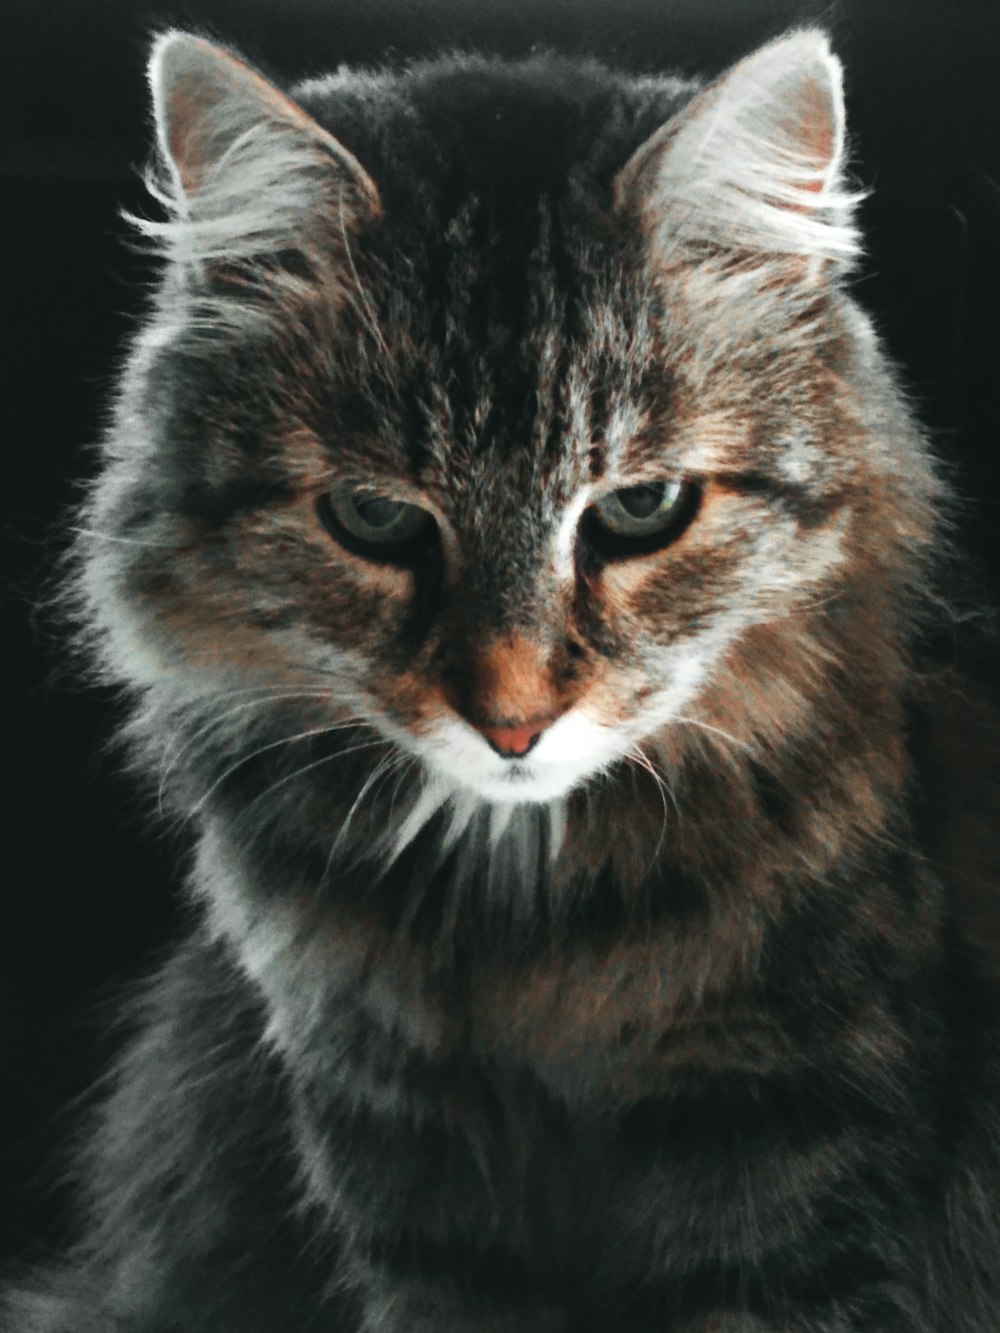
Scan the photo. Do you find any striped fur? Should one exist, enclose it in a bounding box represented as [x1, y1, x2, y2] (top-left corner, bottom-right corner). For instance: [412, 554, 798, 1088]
[5, 28, 1000, 1333]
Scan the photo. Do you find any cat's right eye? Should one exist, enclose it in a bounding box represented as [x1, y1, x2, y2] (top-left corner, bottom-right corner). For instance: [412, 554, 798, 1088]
[316, 490, 435, 561]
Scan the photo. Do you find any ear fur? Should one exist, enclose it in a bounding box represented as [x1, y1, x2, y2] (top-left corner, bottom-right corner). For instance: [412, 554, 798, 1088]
[137, 32, 379, 266]
[615, 30, 862, 267]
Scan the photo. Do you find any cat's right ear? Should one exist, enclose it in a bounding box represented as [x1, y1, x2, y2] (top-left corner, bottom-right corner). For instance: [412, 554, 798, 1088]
[145, 32, 380, 264]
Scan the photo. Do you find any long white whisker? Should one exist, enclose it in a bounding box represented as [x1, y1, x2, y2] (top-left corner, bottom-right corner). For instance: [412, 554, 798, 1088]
[669, 715, 753, 754]
[231, 737, 390, 840]
[157, 692, 346, 814]
[330, 749, 409, 860]
[187, 722, 375, 821]
[185, 681, 345, 699]
[636, 749, 683, 823]
[70, 525, 179, 549]
[311, 750, 418, 898]
[791, 590, 844, 615]
[628, 745, 672, 865]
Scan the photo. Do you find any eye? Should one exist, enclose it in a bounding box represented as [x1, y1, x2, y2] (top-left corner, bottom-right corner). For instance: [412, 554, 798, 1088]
[583, 479, 699, 556]
[316, 490, 434, 560]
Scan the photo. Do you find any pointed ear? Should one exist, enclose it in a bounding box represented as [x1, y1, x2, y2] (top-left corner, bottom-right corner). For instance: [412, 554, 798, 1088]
[615, 31, 861, 267]
[145, 32, 379, 264]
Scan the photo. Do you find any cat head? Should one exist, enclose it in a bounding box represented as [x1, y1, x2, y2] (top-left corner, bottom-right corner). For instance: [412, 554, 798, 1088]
[79, 30, 937, 836]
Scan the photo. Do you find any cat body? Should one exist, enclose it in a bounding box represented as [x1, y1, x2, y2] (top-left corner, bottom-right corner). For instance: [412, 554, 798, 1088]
[4, 28, 1000, 1332]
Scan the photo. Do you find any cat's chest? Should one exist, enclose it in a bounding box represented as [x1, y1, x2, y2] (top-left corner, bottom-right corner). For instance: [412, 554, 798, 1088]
[461, 920, 768, 1103]
[260, 875, 769, 1105]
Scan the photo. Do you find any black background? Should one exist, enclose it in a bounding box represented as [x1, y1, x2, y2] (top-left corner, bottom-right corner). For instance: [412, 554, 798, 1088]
[2, 0, 999, 1270]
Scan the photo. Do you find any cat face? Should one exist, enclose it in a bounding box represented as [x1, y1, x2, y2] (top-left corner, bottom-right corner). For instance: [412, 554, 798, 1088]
[86, 32, 928, 826]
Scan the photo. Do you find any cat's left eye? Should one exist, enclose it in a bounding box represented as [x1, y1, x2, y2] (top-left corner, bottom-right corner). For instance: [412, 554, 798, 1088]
[583, 479, 698, 556]
[316, 490, 434, 560]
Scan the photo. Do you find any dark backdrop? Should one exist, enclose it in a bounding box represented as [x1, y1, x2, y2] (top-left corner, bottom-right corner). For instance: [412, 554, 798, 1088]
[2, 0, 999, 1269]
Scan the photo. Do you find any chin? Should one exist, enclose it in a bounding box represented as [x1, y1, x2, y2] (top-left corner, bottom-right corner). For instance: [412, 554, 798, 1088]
[452, 760, 589, 805]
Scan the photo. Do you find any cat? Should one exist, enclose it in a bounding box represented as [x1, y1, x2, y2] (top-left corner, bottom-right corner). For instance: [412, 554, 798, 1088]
[4, 23, 1000, 1333]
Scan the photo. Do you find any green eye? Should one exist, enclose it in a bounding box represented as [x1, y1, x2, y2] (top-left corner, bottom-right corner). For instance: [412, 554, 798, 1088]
[594, 480, 684, 534]
[583, 479, 698, 556]
[317, 490, 434, 558]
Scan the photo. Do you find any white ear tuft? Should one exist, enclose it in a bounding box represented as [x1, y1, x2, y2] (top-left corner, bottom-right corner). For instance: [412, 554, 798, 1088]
[617, 30, 863, 266]
[138, 31, 379, 266]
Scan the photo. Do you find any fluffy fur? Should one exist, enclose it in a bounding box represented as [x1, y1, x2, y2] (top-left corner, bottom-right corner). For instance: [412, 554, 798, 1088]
[5, 27, 1000, 1332]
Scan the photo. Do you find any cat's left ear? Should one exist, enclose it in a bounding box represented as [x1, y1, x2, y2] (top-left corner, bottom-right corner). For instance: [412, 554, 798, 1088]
[144, 32, 380, 265]
[615, 30, 861, 269]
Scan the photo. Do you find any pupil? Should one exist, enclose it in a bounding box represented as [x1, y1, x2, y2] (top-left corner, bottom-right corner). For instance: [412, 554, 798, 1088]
[357, 497, 403, 528]
[619, 483, 665, 519]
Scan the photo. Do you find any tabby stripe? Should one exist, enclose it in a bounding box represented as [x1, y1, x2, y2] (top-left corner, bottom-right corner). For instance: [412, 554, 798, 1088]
[617, 1069, 902, 1156]
[712, 469, 845, 528]
[191, 475, 295, 525]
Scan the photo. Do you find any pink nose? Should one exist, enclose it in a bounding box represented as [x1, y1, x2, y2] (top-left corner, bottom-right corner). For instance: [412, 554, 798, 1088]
[478, 723, 544, 758]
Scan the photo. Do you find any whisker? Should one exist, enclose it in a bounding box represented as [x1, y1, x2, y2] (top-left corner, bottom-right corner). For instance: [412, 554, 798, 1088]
[69, 525, 180, 549]
[311, 750, 418, 898]
[792, 589, 844, 615]
[628, 744, 673, 865]
[330, 749, 410, 861]
[231, 736, 390, 841]
[187, 722, 375, 821]
[156, 692, 354, 814]
[669, 715, 753, 754]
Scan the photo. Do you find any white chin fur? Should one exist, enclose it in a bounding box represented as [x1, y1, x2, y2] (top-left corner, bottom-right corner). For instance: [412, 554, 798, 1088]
[419, 710, 621, 805]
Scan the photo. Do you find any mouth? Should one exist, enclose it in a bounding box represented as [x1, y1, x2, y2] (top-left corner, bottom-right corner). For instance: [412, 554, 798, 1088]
[410, 710, 624, 806]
